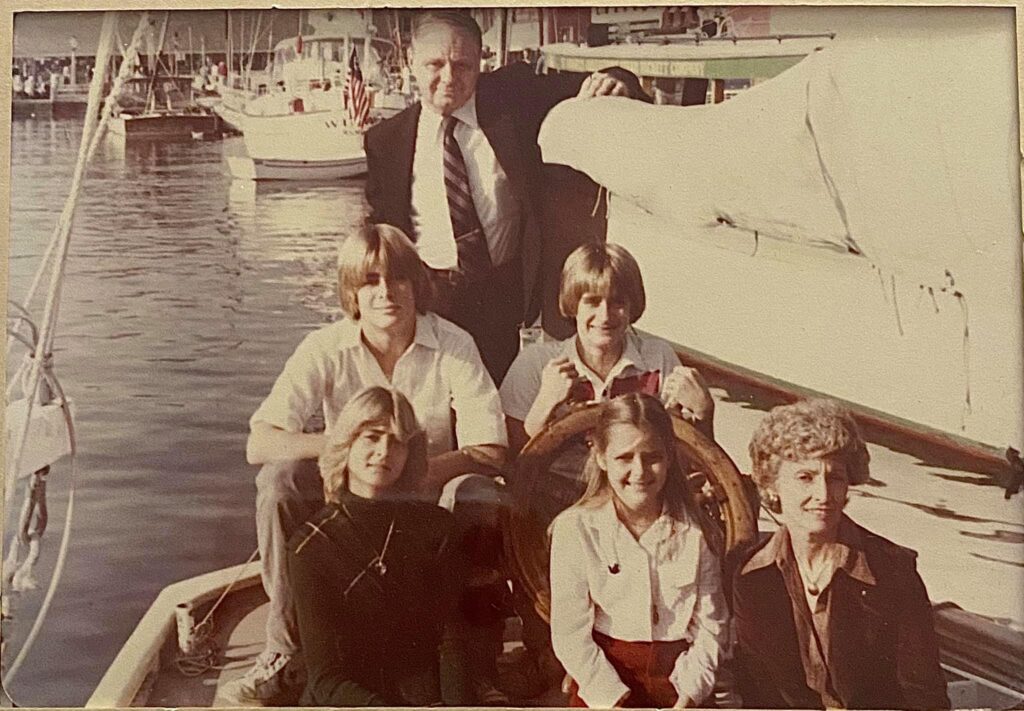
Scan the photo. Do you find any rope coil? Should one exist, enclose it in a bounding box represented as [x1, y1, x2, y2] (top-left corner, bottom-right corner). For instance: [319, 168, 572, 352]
[171, 547, 260, 678]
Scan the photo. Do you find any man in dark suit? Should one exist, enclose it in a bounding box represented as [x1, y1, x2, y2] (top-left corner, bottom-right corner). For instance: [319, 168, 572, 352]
[365, 10, 646, 384]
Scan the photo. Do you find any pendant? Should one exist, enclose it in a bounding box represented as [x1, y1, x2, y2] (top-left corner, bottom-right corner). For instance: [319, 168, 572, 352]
[807, 584, 820, 596]
[374, 558, 387, 576]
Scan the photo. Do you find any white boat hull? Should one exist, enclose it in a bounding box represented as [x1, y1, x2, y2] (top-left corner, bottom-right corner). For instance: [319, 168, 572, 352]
[230, 107, 366, 181]
[212, 102, 246, 134]
[226, 154, 367, 182]
[87, 563, 264, 708]
[242, 108, 363, 161]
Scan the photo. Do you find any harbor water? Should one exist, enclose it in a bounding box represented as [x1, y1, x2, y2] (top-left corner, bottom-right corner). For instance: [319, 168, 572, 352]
[5, 116, 366, 706]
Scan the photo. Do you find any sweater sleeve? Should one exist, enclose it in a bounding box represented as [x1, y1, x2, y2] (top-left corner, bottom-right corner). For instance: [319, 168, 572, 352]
[670, 535, 729, 706]
[287, 545, 388, 706]
[434, 517, 473, 706]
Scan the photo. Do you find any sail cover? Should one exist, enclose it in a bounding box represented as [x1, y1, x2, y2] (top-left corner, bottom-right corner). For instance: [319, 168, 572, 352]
[538, 9, 1022, 450]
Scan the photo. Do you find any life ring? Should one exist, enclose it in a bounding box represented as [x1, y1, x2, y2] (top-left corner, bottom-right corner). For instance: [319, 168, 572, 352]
[505, 403, 758, 622]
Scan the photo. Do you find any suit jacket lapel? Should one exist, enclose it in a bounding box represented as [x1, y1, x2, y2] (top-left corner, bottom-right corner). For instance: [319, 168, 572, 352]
[393, 103, 421, 226]
[477, 107, 528, 203]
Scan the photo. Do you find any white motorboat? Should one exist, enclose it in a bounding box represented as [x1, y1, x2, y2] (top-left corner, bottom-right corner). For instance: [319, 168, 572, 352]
[231, 90, 367, 181]
[228, 31, 397, 181]
[221, 11, 412, 181]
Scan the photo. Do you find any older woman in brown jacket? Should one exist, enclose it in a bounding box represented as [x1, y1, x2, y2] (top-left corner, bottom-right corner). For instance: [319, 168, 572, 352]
[732, 399, 950, 710]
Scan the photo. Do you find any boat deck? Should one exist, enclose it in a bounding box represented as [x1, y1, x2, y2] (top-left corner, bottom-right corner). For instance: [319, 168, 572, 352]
[91, 380, 1023, 708]
[145, 584, 267, 707]
[136, 585, 568, 708]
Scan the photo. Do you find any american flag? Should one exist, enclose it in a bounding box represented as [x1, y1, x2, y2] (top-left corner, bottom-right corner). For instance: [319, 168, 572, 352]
[343, 47, 370, 130]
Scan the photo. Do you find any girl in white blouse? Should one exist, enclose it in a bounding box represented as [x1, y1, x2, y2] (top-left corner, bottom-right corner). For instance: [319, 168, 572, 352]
[549, 394, 728, 708]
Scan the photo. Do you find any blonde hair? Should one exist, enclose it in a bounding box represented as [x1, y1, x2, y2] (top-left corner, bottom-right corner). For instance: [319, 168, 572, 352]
[318, 386, 428, 503]
[571, 394, 691, 520]
[748, 399, 871, 502]
[336, 223, 432, 319]
[558, 243, 646, 322]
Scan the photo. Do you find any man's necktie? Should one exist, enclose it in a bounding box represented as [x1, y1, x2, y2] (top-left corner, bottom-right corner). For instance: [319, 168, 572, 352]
[442, 115, 493, 279]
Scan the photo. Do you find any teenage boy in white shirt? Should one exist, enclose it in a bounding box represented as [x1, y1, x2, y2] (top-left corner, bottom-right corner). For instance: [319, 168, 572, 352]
[228, 223, 508, 705]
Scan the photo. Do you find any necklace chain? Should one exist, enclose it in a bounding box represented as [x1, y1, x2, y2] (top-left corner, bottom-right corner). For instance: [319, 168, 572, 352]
[796, 549, 840, 596]
[340, 503, 396, 596]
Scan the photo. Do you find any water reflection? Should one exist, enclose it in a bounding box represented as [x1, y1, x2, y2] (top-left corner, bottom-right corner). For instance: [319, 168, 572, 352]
[227, 177, 366, 319]
[5, 116, 364, 705]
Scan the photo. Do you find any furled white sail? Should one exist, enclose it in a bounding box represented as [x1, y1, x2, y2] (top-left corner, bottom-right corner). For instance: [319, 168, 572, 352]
[538, 8, 1022, 450]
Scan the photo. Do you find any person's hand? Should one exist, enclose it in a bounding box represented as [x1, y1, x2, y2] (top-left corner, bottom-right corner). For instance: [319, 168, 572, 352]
[577, 71, 631, 98]
[537, 356, 580, 407]
[664, 365, 714, 424]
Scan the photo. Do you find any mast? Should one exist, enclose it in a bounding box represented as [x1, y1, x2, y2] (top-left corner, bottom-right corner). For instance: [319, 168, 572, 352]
[237, 12, 243, 80]
[267, 20, 274, 80]
[499, 8, 509, 67]
[247, 11, 263, 77]
[227, 11, 232, 77]
[145, 12, 170, 112]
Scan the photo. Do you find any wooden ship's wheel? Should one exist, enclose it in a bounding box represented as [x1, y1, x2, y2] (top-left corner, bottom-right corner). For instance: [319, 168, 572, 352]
[505, 403, 758, 622]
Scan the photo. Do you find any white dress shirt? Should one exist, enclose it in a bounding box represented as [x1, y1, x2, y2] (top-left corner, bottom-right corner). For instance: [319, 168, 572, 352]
[550, 499, 728, 708]
[249, 312, 507, 456]
[499, 331, 682, 420]
[410, 97, 520, 270]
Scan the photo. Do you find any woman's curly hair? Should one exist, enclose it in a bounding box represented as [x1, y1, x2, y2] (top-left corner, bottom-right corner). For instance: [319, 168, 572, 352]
[748, 399, 870, 494]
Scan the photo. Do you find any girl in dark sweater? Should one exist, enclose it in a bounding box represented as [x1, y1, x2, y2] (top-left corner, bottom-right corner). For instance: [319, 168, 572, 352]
[287, 386, 471, 706]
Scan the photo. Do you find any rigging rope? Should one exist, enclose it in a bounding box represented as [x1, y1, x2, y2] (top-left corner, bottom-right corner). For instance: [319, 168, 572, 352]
[2, 10, 152, 690]
[2, 373, 78, 689]
[173, 547, 261, 678]
[5, 11, 152, 394]
[6, 9, 150, 492]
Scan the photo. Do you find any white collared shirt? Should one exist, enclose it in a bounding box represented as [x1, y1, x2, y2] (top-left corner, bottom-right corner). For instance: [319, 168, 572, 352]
[549, 499, 728, 708]
[499, 331, 682, 420]
[249, 312, 507, 455]
[410, 97, 520, 269]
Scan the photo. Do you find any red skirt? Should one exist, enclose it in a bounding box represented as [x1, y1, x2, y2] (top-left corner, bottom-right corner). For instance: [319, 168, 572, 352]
[568, 631, 691, 708]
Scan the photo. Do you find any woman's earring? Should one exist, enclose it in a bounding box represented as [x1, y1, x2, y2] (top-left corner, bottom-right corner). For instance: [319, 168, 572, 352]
[761, 490, 782, 514]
